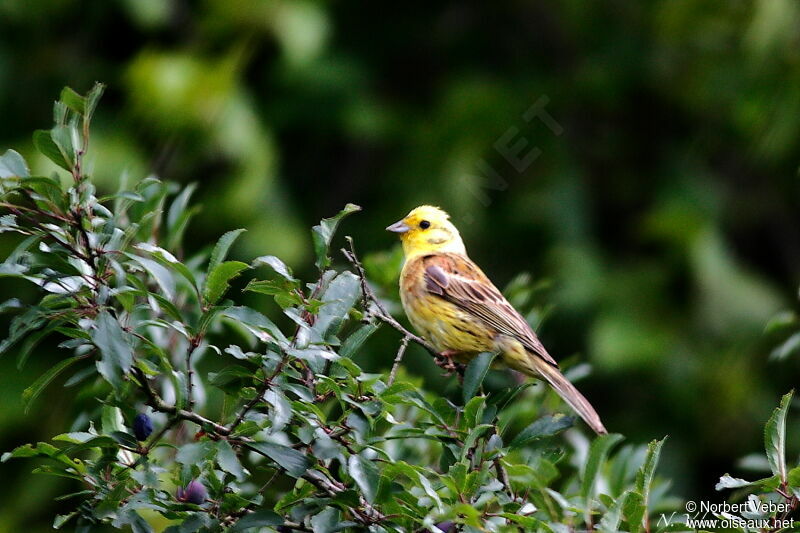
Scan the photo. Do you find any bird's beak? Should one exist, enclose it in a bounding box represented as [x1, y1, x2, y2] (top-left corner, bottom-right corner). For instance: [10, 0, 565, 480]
[386, 220, 410, 233]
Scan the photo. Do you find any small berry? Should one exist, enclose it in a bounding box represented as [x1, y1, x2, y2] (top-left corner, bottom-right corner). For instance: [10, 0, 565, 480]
[276, 527, 292, 533]
[133, 413, 153, 441]
[434, 522, 455, 533]
[176, 479, 207, 504]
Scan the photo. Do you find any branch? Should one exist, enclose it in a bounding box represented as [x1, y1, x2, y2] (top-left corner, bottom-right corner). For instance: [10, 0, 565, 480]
[341, 236, 438, 357]
[133, 367, 231, 436]
[387, 336, 409, 386]
[242, 444, 387, 525]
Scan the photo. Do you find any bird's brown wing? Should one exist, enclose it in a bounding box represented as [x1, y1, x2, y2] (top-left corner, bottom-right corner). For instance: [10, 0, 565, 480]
[422, 253, 558, 367]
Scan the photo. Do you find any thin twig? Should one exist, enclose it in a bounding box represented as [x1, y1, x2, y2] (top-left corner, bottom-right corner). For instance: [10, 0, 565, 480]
[228, 375, 277, 435]
[341, 237, 437, 356]
[185, 336, 201, 410]
[387, 336, 410, 386]
[133, 366, 231, 435]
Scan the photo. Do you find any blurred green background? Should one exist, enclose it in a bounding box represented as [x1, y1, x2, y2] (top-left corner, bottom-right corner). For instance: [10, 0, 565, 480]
[2, 0, 800, 530]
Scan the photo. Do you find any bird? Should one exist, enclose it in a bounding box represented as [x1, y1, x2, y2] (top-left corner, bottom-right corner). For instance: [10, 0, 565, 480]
[386, 205, 607, 434]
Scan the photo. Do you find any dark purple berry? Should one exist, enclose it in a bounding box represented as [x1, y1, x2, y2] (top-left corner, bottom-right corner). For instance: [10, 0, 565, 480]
[434, 522, 455, 533]
[176, 479, 207, 504]
[133, 413, 153, 441]
[276, 527, 292, 533]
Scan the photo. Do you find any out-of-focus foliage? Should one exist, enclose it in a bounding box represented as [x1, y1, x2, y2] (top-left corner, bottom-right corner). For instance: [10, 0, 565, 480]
[1, 1, 800, 530]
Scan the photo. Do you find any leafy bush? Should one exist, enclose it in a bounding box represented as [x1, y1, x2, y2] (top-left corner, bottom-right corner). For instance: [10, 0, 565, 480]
[0, 85, 796, 533]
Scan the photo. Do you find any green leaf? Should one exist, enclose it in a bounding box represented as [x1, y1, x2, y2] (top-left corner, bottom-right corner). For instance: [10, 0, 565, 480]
[102, 405, 125, 435]
[50, 125, 76, 168]
[635, 437, 666, 527]
[208, 229, 246, 273]
[93, 311, 134, 390]
[581, 433, 624, 524]
[0, 149, 29, 178]
[216, 439, 245, 481]
[312, 203, 361, 269]
[175, 441, 215, 465]
[770, 333, 800, 361]
[53, 512, 77, 529]
[165, 183, 199, 250]
[310, 507, 342, 533]
[462, 352, 496, 403]
[765, 310, 798, 335]
[22, 355, 85, 413]
[498, 513, 553, 531]
[598, 489, 630, 533]
[134, 243, 198, 294]
[209, 365, 253, 394]
[621, 491, 645, 532]
[340, 323, 378, 359]
[85, 82, 105, 122]
[715, 474, 756, 490]
[204, 261, 249, 305]
[164, 514, 214, 533]
[243, 279, 303, 308]
[314, 271, 361, 338]
[788, 467, 800, 498]
[110, 431, 139, 449]
[222, 306, 288, 345]
[128, 255, 177, 300]
[765, 390, 793, 483]
[246, 441, 310, 477]
[33, 130, 71, 170]
[0, 308, 46, 356]
[60, 87, 86, 115]
[509, 414, 574, 448]
[348, 454, 380, 503]
[252, 255, 296, 281]
[228, 510, 283, 532]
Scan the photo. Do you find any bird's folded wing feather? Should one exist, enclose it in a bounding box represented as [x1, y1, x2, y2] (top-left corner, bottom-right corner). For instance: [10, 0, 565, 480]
[423, 254, 558, 367]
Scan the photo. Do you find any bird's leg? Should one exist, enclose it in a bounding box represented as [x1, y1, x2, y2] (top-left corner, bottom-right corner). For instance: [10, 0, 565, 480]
[434, 349, 465, 379]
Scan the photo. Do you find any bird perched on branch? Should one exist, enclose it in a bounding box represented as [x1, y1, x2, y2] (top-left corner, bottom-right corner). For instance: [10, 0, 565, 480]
[386, 205, 607, 434]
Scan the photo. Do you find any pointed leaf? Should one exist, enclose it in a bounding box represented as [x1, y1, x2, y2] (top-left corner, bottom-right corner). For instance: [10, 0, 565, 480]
[715, 474, 756, 491]
[581, 433, 624, 523]
[312, 203, 361, 269]
[60, 87, 86, 114]
[765, 390, 793, 483]
[228, 511, 283, 532]
[462, 352, 496, 403]
[93, 311, 134, 390]
[222, 306, 288, 345]
[208, 229, 246, 273]
[22, 355, 85, 413]
[314, 271, 361, 338]
[252, 255, 296, 281]
[246, 441, 310, 477]
[348, 454, 380, 503]
[340, 323, 378, 359]
[128, 254, 177, 300]
[217, 439, 245, 481]
[0, 149, 29, 178]
[635, 438, 666, 530]
[33, 130, 71, 170]
[85, 82, 105, 122]
[509, 414, 574, 448]
[204, 261, 248, 305]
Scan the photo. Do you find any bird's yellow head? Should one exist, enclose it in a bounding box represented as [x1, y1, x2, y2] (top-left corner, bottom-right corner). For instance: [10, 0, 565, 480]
[386, 205, 466, 258]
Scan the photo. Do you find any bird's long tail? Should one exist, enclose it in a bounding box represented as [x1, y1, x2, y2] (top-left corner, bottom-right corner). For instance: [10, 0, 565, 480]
[535, 362, 607, 435]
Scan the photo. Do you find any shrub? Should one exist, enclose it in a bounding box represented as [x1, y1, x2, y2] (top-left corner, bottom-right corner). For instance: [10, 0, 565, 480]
[4, 84, 796, 533]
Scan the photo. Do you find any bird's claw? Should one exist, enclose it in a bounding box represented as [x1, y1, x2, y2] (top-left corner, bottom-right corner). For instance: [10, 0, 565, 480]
[434, 350, 465, 381]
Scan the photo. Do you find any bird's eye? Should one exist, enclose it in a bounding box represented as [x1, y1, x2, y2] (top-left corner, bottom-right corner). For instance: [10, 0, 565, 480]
[419, 220, 431, 229]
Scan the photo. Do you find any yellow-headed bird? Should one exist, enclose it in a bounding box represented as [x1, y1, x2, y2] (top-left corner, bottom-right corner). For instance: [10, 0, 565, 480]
[387, 205, 607, 434]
